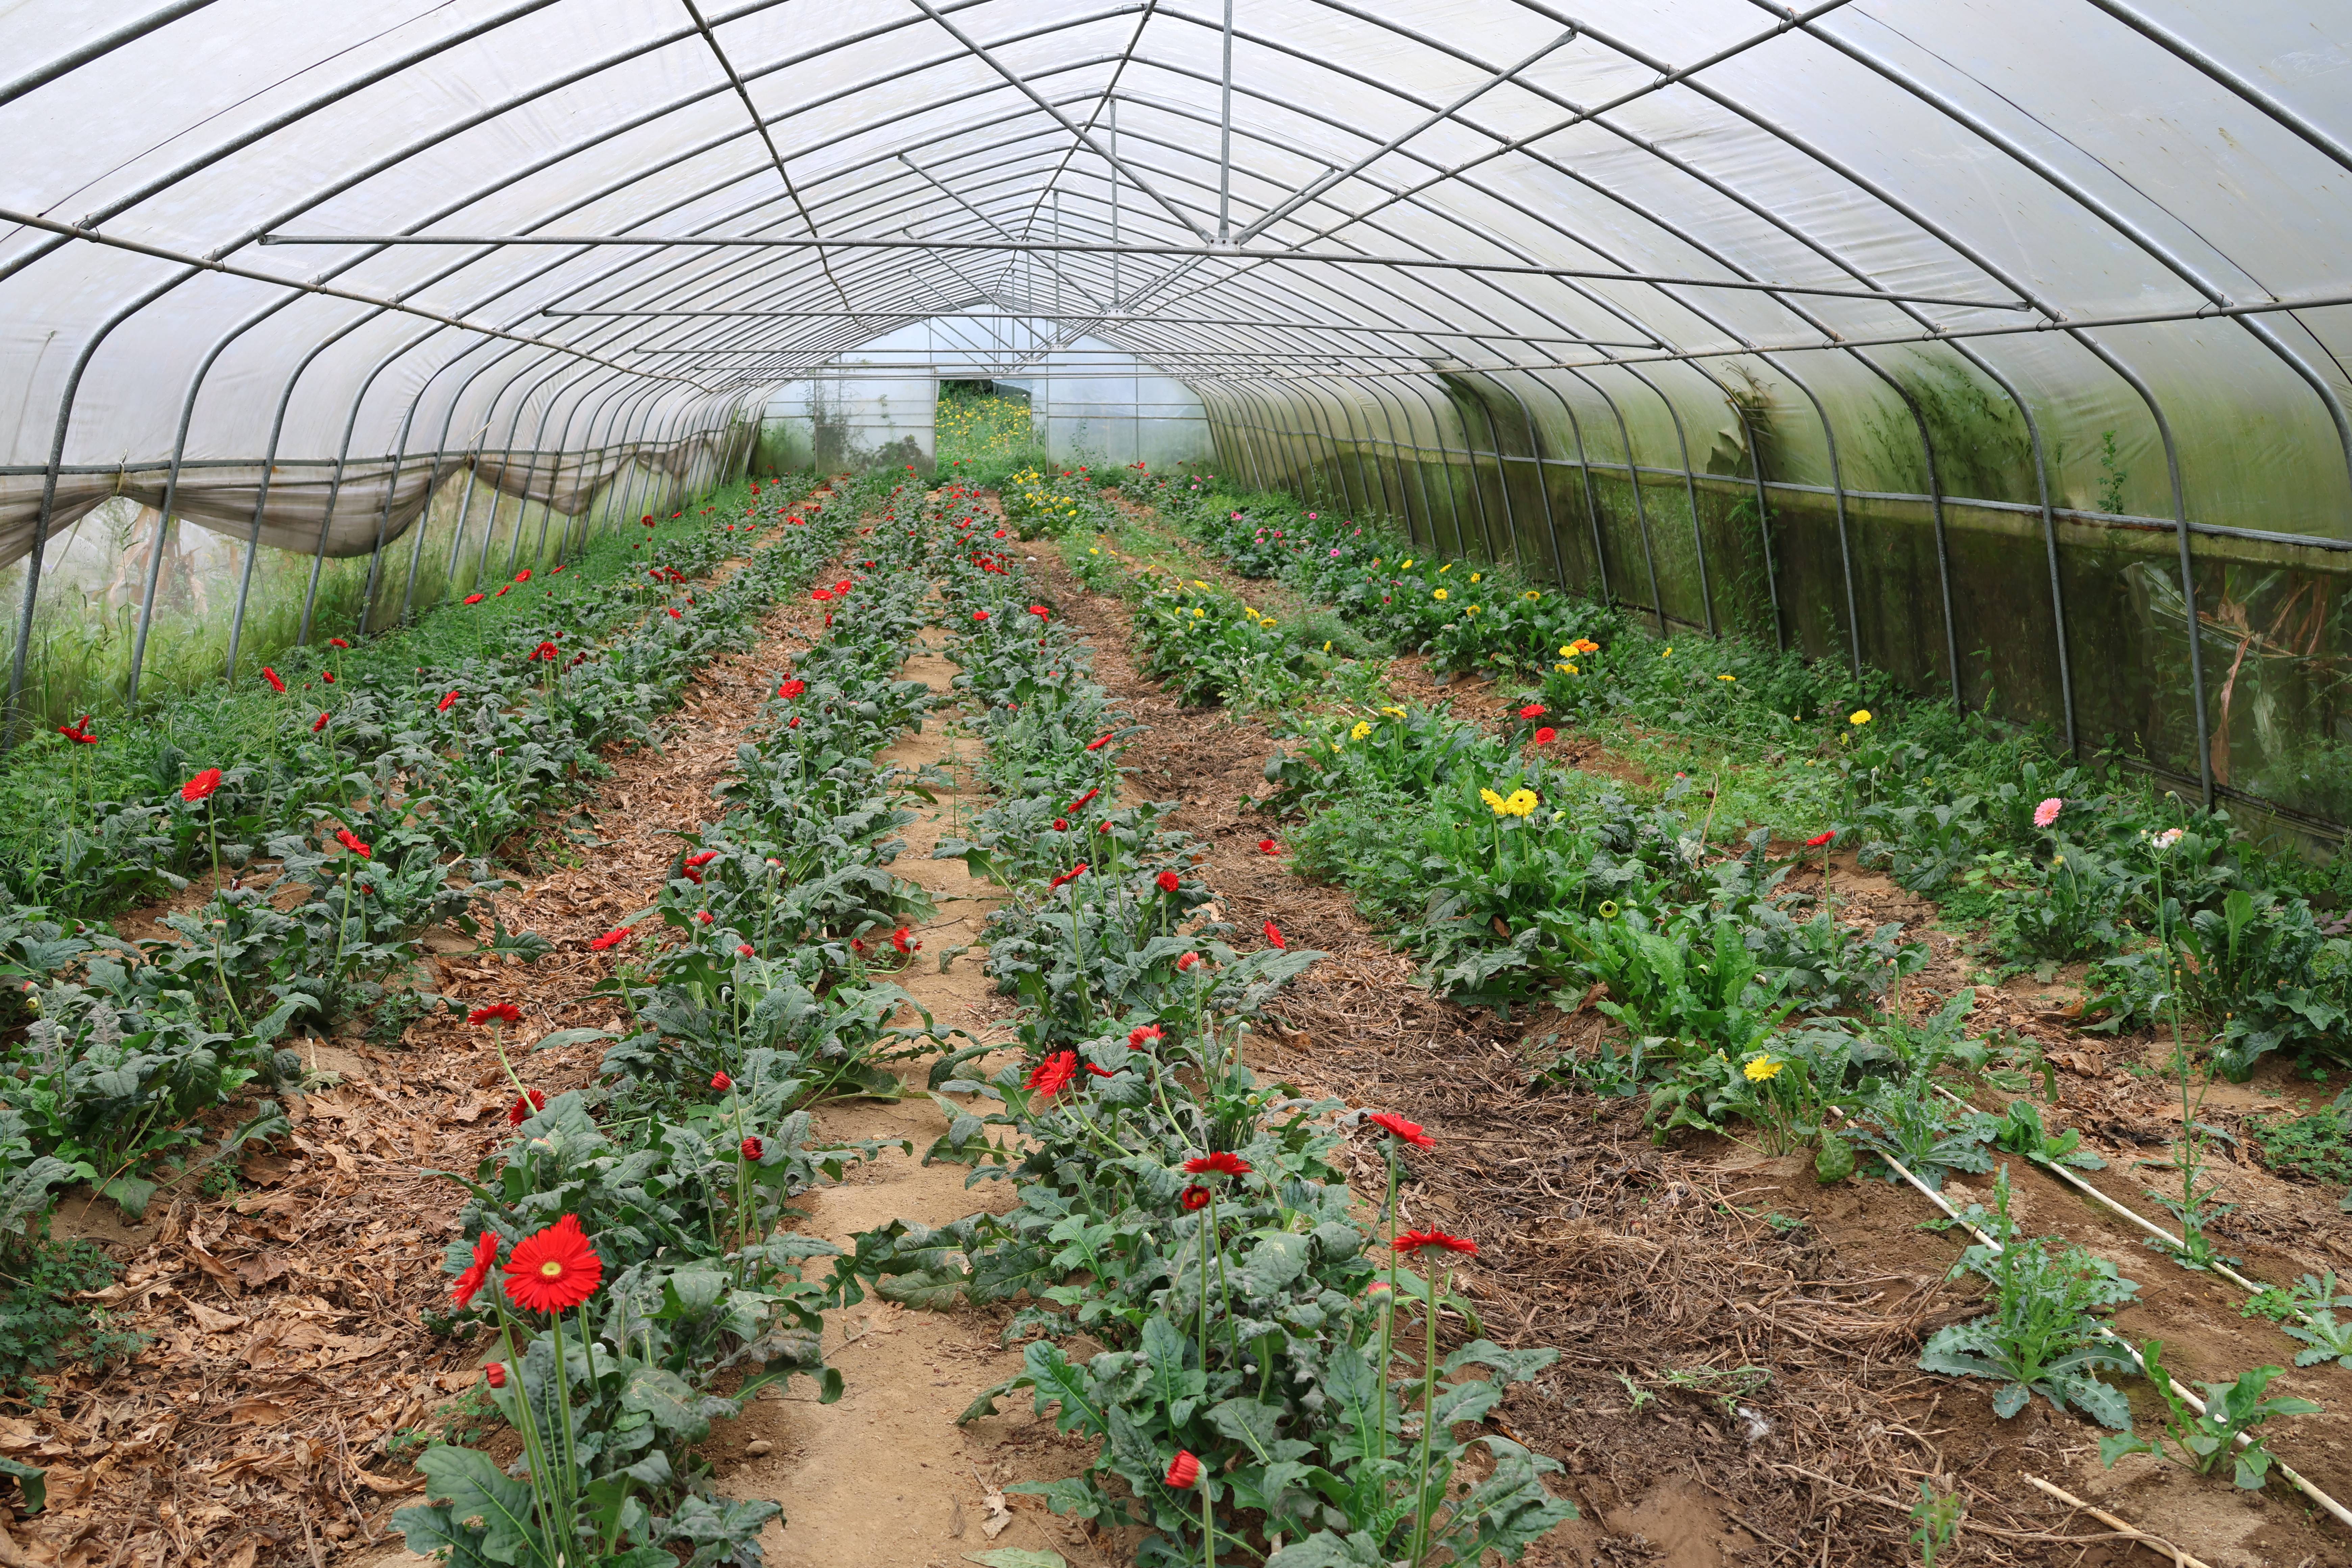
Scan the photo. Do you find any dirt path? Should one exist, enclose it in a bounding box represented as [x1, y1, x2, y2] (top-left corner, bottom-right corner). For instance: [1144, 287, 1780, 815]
[710, 605, 1123, 1567]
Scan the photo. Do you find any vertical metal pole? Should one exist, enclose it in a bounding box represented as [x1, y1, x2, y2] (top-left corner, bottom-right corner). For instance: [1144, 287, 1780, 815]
[1109, 99, 1121, 305]
[1337, 382, 1393, 519]
[1399, 379, 1471, 560]
[129, 326, 254, 710]
[1217, 0, 1235, 245]
[1474, 393, 1519, 567]
[9, 282, 183, 743]
[299, 366, 393, 647]
[1594, 377, 1663, 634]
[1367, 379, 1440, 551]
[1733, 400, 1782, 652]
[1451, 384, 1498, 560]
[1856, 361, 1960, 704]
[226, 333, 355, 682]
[1499, 377, 1566, 588]
[360, 393, 425, 635]
[444, 452, 482, 588]
[1631, 368, 1714, 638]
[1525, 377, 1612, 603]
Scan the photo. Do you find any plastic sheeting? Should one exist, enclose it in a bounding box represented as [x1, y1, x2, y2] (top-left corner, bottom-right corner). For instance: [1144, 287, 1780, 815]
[5, 1, 2352, 818]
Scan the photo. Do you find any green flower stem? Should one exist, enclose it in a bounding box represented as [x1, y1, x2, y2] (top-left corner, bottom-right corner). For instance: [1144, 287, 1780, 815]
[492, 1305, 564, 1568]
[1406, 1261, 1445, 1568]
[548, 1304, 585, 1553]
[1379, 1148, 1399, 1464]
[1209, 1183, 1238, 1360]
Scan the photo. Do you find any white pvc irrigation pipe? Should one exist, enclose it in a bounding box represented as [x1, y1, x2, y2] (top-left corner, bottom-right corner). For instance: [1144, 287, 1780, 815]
[1854, 1126, 2352, 1532]
[1935, 1084, 2307, 1316]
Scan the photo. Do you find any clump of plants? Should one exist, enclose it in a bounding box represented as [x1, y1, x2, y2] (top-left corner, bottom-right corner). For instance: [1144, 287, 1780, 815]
[1917, 1168, 2138, 1427]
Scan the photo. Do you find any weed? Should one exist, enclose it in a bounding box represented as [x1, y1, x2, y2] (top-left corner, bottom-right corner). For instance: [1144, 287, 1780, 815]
[2246, 1092, 2352, 1189]
[0, 1236, 146, 1402]
[1916, 1169, 2137, 1426]
[2098, 1342, 2316, 1489]
[1909, 1479, 1964, 1568]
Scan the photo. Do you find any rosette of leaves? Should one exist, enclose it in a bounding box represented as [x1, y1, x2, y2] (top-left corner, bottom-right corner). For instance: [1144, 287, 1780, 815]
[1918, 1171, 2138, 1426]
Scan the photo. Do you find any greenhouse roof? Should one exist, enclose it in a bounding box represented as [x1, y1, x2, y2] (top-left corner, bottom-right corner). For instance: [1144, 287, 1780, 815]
[7, 1, 2349, 487]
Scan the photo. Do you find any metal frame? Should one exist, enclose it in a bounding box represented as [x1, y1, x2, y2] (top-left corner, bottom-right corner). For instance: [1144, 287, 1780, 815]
[7, 2, 2339, 812]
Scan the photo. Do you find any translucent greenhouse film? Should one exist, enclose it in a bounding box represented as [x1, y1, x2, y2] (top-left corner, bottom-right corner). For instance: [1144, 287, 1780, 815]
[15, 4, 2352, 1565]
[7, 1, 2352, 828]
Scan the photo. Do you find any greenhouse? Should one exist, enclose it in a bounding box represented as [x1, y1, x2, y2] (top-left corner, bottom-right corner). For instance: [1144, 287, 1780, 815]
[5, 2, 2352, 1565]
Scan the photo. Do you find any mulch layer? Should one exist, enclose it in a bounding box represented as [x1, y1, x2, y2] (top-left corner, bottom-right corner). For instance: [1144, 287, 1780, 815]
[0, 526, 845, 1568]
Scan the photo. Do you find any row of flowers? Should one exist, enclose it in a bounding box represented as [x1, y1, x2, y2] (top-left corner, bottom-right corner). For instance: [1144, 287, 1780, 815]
[820, 495, 1577, 1567]
[0, 478, 842, 1282]
[394, 469, 949, 1568]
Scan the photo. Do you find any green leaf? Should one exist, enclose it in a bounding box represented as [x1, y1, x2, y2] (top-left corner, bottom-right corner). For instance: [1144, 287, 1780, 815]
[531, 1026, 619, 1052]
[1239, 1232, 1311, 1296]
[620, 1365, 709, 1438]
[415, 1444, 544, 1563]
[1207, 1396, 1283, 1460]
[0, 1456, 45, 1513]
[1814, 1133, 1856, 1183]
[962, 1551, 1070, 1568]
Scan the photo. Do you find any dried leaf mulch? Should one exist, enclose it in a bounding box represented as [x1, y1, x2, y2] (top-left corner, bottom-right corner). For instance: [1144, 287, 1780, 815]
[0, 520, 853, 1568]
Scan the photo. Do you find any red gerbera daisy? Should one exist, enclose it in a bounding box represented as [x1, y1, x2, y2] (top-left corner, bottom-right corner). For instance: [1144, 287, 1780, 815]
[1182, 1150, 1251, 1177]
[1165, 1451, 1202, 1490]
[181, 768, 223, 803]
[1391, 1228, 1478, 1257]
[1263, 920, 1286, 950]
[502, 1214, 601, 1313]
[1804, 830, 1836, 849]
[1156, 870, 1181, 893]
[334, 828, 371, 859]
[778, 678, 805, 699]
[740, 1136, 764, 1162]
[508, 1088, 546, 1125]
[1177, 952, 1201, 972]
[463, 593, 485, 606]
[468, 1002, 521, 1027]
[711, 1072, 732, 1091]
[261, 667, 286, 693]
[588, 927, 630, 951]
[1085, 732, 1114, 751]
[449, 1229, 500, 1306]
[1026, 1052, 1080, 1098]
[1129, 1024, 1163, 1048]
[1179, 1185, 1211, 1212]
[439, 690, 460, 711]
[1257, 838, 1279, 856]
[485, 1362, 507, 1388]
[1366, 1110, 1436, 1148]
[1534, 726, 1556, 745]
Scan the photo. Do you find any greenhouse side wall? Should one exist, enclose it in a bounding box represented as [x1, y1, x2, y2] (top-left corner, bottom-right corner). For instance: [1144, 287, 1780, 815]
[2, 418, 757, 732]
[1200, 383, 2352, 847]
